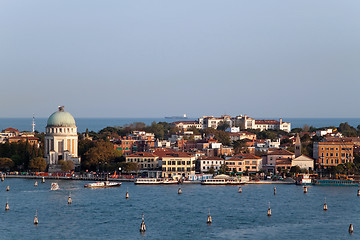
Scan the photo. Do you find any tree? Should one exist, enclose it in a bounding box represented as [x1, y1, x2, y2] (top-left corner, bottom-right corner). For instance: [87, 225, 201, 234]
[59, 160, 75, 172]
[233, 140, 248, 154]
[290, 166, 301, 175]
[0, 158, 14, 171]
[208, 166, 215, 175]
[217, 121, 230, 131]
[29, 157, 47, 172]
[83, 140, 122, 171]
[338, 122, 358, 137]
[219, 164, 228, 174]
[214, 131, 231, 146]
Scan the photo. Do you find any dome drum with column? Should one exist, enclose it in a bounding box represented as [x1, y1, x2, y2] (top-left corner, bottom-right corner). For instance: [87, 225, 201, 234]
[45, 106, 81, 172]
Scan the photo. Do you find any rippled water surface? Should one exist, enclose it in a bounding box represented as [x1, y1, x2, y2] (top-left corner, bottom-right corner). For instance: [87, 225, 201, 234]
[0, 179, 359, 240]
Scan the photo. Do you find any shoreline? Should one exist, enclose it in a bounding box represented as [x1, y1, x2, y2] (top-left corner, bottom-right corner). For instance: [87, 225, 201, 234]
[4, 175, 295, 184]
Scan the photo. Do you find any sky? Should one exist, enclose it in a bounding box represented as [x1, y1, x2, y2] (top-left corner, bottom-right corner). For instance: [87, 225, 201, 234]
[1, 0, 360, 118]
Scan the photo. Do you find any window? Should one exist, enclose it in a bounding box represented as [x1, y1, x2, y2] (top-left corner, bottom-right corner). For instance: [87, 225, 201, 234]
[186, 167, 190, 171]
[163, 161, 166, 165]
[187, 161, 190, 165]
[245, 161, 250, 164]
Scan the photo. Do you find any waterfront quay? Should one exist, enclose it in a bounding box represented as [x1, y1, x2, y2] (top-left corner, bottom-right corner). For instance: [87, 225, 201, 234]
[0, 178, 359, 240]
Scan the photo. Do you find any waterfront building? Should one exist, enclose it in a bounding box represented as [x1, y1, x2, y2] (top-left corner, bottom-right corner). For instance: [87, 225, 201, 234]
[126, 152, 161, 170]
[291, 155, 314, 170]
[196, 156, 224, 173]
[161, 152, 196, 180]
[225, 153, 262, 173]
[263, 148, 295, 173]
[44, 106, 80, 172]
[313, 141, 354, 168]
[275, 158, 292, 171]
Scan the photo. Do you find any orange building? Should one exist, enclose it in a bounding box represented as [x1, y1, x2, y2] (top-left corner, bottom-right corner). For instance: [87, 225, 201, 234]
[313, 141, 354, 167]
[8, 136, 39, 145]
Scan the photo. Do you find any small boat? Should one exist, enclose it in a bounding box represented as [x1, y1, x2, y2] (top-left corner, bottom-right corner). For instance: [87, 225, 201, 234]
[296, 174, 313, 185]
[84, 181, 121, 188]
[51, 183, 60, 191]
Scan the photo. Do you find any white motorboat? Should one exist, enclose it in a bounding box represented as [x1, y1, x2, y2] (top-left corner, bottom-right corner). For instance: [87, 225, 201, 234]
[51, 182, 60, 191]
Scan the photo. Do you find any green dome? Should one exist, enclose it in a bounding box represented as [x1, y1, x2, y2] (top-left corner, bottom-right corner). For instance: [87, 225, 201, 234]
[47, 106, 76, 127]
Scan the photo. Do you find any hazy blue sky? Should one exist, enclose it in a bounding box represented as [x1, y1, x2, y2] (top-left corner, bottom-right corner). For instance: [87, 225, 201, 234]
[1, 0, 359, 118]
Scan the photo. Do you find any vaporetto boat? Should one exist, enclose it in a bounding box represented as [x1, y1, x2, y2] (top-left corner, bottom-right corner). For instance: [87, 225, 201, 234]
[201, 178, 242, 185]
[134, 178, 178, 185]
[84, 181, 122, 188]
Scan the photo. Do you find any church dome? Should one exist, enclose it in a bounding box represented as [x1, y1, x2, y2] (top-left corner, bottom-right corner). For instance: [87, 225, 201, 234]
[47, 106, 76, 127]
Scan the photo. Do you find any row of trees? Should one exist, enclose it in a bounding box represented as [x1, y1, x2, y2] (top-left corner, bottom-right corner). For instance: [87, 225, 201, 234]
[0, 141, 43, 171]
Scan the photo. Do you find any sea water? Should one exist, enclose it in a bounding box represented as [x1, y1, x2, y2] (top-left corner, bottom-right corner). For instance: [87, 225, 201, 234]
[1, 118, 360, 133]
[0, 179, 358, 240]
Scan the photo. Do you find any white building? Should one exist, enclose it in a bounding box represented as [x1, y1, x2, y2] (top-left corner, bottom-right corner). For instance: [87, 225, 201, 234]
[316, 129, 333, 137]
[198, 115, 232, 129]
[231, 115, 291, 133]
[226, 127, 240, 133]
[44, 106, 80, 172]
[291, 155, 314, 170]
[255, 139, 281, 152]
[197, 156, 224, 173]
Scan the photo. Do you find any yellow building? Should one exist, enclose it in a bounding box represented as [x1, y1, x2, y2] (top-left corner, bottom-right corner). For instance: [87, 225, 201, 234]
[126, 152, 160, 170]
[161, 152, 196, 180]
[313, 141, 354, 167]
[225, 153, 262, 173]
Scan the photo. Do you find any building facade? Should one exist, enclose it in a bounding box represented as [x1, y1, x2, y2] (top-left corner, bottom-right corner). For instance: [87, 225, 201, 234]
[161, 152, 196, 179]
[126, 152, 161, 170]
[225, 153, 262, 173]
[313, 141, 354, 167]
[44, 106, 80, 171]
[197, 156, 224, 173]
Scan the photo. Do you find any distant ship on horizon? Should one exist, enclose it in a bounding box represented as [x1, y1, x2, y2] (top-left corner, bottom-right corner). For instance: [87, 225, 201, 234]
[165, 114, 188, 119]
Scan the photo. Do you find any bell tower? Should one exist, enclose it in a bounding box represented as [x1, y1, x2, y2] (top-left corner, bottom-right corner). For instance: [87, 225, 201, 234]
[295, 133, 301, 158]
